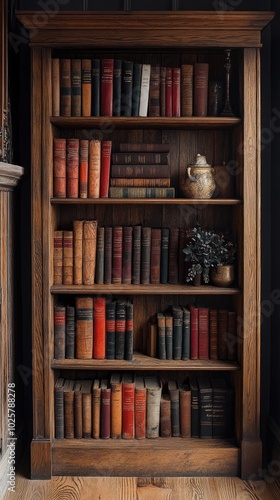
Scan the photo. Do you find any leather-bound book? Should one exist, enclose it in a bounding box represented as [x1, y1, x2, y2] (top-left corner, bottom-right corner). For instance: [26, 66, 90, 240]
[63, 230, 73, 285]
[165, 67, 173, 117]
[81, 380, 92, 438]
[79, 139, 89, 199]
[63, 379, 75, 439]
[168, 380, 180, 437]
[54, 230, 63, 285]
[110, 373, 122, 439]
[125, 301, 133, 361]
[54, 304, 65, 359]
[53, 138, 66, 198]
[121, 60, 133, 117]
[54, 377, 65, 439]
[189, 376, 199, 438]
[165, 313, 173, 360]
[75, 296, 93, 359]
[193, 62, 209, 117]
[209, 309, 218, 360]
[160, 227, 169, 284]
[210, 377, 228, 438]
[82, 220, 97, 285]
[141, 226, 151, 284]
[100, 140, 112, 198]
[88, 139, 101, 199]
[112, 151, 169, 165]
[160, 66, 166, 117]
[198, 307, 209, 360]
[148, 65, 160, 117]
[115, 300, 126, 360]
[100, 379, 111, 439]
[66, 304, 75, 359]
[60, 58, 71, 116]
[150, 228, 161, 285]
[168, 227, 179, 285]
[182, 306, 191, 361]
[157, 312, 166, 360]
[95, 226, 105, 284]
[146, 321, 157, 358]
[119, 143, 170, 153]
[81, 59, 92, 117]
[227, 310, 237, 360]
[198, 377, 213, 438]
[113, 59, 122, 116]
[189, 304, 199, 360]
[160, 393, 171, 437]
[145, 376, 162, 438]
[109, 187, 175, 198]
[112, 226, 123, 284]
[110, 164, 170, 179]
[92, 379, 101, 439]
[122, 226, 133, 285]
[172, 67, 181, 117]
[172, 305, 183, 360]
[91, 58, 100, 116]
[135, 376, 146, 439]
[181, 64, 193, 117]
[101, 58, 114, 116]
[71, 59, 81, 117]
[122, 373, 135, 439]
[73, 381, 82, 439]
[105, 299, 116, 360]
[179, 381, 191, 438]
[73, 220, 83, 285]
[132, 225, 141, 285]
[218, 309, 229, 360]
[104, 226, 113, 284]
[139, 64, 151, 117]
[66, 138, 79, 198]
[132, 62, 142, 117]
[93, 296, 106, 360]
[52, 58, 60, 116]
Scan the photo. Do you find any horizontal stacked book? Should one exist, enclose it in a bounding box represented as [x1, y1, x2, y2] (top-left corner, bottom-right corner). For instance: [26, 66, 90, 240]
[52, 57, 223, 119]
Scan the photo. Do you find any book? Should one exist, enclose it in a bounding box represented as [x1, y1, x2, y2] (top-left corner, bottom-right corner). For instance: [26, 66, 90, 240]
[79, 139, 89, 198]
[81, 379, 92, 438]
[122, 226, 133, 285]
[157, 312, 166, 360]
[53, 230, 63, 285]
[53, 138, 66, 198]
[95, 226, 105, 284]
[52, 58, 60, 116]
[182, 306, 191, 360]
[165, 67, 173, 117]
[121, 60, 133, 117]
[91, 58, 100, 116]
[119, 143, 170, 153]
[168, 380, 180, 437]
[104, 226, 113, 284]
[110, 178, 171, 188]
[160, 393, 171, 437]
[148, 65, 160, 117]
[146, 321, 157, 358]
[112, 226, 123, 284]
[172, 67, 181, 117]
[60, 58, 71, 117]
[82, 220, 97, 285]
[63, 379, 75, 439]
[125, 301, 133, 361]
[160, 66, 166, 117]
[92, 379, 101, 439]
[111, 152, 169, 165]
[210, 377, 228, 438]
[218, 309, 229, 360]
[135, 376, 146, 439]
[54, 377, 64, 439]
[189, 304, 199, 360]
[209, 309, 218, 360]
[139, 63, 151, 117]
[193, 62, 209, 117]
[66, 138, 79, 198]
[66, 304, 75, 359]
[189, 377, 199, 438]
[73, 220, 83, 285]
[150, 228, 161, 285]
[145, 376, 162, 438]
[110, 373, 122, 439]
[165, 313, 173, 360]
[198, 307, 209, 360]
[113, 58, 122, 116]
[115, 300, 126, 360]
[160, 227, 169, 284]
[132, 225, 141, 285]
[122, 373, 135, 439]
[172, 305, 183, 360]
[168, 227, 179, 284]
[110, 165, 171, 179]
[73, 381, 82, 439]
[100, 140, 112, 198]
[88, 139, 101, 198]
[101, 58, 114, 116]
[75, 296, 93, 359]
[198, 377, 213, 438]
[105, 299, 116, 360]
[141, 226, 151, 285]
[179, 381, 191, 438]
[132, 62, 142, 116]
[93, 296, 106, 359]
[54, 304, 65, 359]
[227, 310, 237, 360]
[71, 58, 81, 117]
[181, 64, 193, 117]
[63, 230, 73, 285]
[178, 228, 187, 285]
[100, 379, 111, 439]
[81, 59, 92, 117]
[109, 187, 175, 199]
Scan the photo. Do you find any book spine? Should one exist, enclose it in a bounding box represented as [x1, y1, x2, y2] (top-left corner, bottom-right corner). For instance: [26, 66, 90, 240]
[198, 381, 213, 438]
[64, 388, 74, 438]
[168, 227, 179, 284]
[81, 58, 92, 117]
[110, 164, 170, 178]
[112, 226, 123, 284]
[92, 383, 101, 439]
[190, 306, 199, 360]
[82, 220, 97, 285]
[181, 64, 193, 117]
[160, 66, 166, 117]
[71, 58, 81, 117]
[105, 300, 116, 360]
[227, 311, 237, 360]
[179, 386, 191, 437]
[101, 58, 114, 116]
[135, 385, 146, 439]
[121, 60, 133, 117]
[73, 220, 83, 285]
[75, 296, 93, 359]
[190, 378, 199, 438]
[63, 230, 73, 285]
[218, 309, 229, 360]
[122, 381, 135, 439]
[115, 300, 126, 360]
[100, 140, 112, 198]
[193, 62, 209, 117]
[165, 67, 173, 117]
[148, 65, 160, 117]
[125, 301, 133, 361]
[54, 305, 65, 359]
[110, 380, 122, 439]
[198, 308, 209, 360]
[93, 297, 106, 359]
[146, 322, 157, 358]
[122, 226, 133, 285]
[74, 389, 82, 438]
[209, 309, 218, 360]
[111, 152, 169, 165]
[146, 381, 162, 438]
[160, 394, 171, 437]
[101, 386, 111, 439]
[160, 228, 169, 284]
[104, 226, 113, 284]
[55, 383, 64, 439]
[52, 58, 60, 117]
[91, 58, 100, 116]
[157, 312, 166, 360]
[113, 58, 122, 116]
[141, 226, 151, 285]
[178, 228, 187, 284]
[95, 226, 105, 284]
[169, 385, 180, 437]
[60, 58, 71, 117]
[66, 138, 79, 198]
[211, 383, 227, 438]
[139, 63, 151, 117]
[172, 306, 183, 360]
[66, 305, 75, 359]
[150, 228, 161, 285]
[53, 138, 66, 198]
[109, 187, 175, 199]
[82, 391, 92, 438]
[119, 143, 170, 152]
[165, 314, 173, 360]
[53, 230, 63, 285]
[79, 139, 89, 198]
[88, 139, 101, 198]
[132, 225, 141, 285]
[132, 62, 142, 117]
[182, 308, 190, 360]
[110, 178, 170, 188]
[172, 67, 181, 117]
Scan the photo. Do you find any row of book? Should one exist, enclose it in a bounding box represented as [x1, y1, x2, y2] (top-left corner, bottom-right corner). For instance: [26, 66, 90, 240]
[52, 57, 219, 118]
[54, 222, 191, 286]
[55, 375, 234, 440]
[54, 297, 133, 361]
[147, 306, 237, 361]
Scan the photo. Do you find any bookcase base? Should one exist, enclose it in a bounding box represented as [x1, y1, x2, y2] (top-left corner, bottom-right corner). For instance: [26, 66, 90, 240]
[30, 439, 52, 480]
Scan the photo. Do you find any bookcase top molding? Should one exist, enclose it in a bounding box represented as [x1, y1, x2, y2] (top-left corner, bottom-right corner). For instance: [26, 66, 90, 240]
[16, 11, 274, 49]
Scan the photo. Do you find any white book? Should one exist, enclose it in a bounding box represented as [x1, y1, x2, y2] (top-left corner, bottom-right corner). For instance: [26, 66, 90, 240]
[139, 64, 151, 117]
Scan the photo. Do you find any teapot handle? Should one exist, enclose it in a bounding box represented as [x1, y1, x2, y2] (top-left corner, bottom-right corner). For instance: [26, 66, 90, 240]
[187, 167, 197, 182]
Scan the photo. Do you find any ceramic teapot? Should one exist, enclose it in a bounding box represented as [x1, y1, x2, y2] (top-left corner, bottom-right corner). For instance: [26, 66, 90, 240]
[180, 153, 216, 199]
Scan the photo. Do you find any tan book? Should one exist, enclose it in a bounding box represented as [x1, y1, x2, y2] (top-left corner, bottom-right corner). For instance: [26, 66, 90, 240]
[81, 380, 93, 438]
[73, 220, 83, 285]
[110, 373, 122, 439]
[88, 139, 101, 198]
[75, 296, 93, 359]
[53, 230, 63, 285]
[181, 64, 193, 117]
[145, 376, 162, 438]
[82, 59, 92, 117]
[63, 379, 75, 439]
[63, 230, 73, 285]
[52, 58, 60, 116]
[82, 220, 97, 285]
[179, 382, 191, 437]
[92, 379, 101, 439]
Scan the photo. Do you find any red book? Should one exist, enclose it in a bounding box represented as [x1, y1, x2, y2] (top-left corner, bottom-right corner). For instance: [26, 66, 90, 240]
[135, 377, 146, 439]
[198, 307, 209, 360]
[100, 379, 111, 439]
[209, 309, 218, 360]
[218, 309, 229, 360]
[112, 226, 123, 284]
[93, 297, 106, 359]
[79, 139, 89, 198]
[150, 228, 161, 285]
[100, 140, 112, 198]
[122, 374, 135, 439]
[66, 138, 79, 198]
[53, 138, 66, 198]
[190, 304, 199, 360]
[165, 67, 173, 117]
[172, 67, 181, 117]
[101, 58, 114, 116]
[122, 226, 133, 285]
[193, 62, 209, 117]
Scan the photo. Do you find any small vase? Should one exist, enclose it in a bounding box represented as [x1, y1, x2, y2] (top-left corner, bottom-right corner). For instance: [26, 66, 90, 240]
[211, 264, 234, 287]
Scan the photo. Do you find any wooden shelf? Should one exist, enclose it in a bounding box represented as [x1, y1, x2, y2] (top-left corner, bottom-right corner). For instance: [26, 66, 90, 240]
[51, 284, 241, 295]
[51, 197, 242, 205]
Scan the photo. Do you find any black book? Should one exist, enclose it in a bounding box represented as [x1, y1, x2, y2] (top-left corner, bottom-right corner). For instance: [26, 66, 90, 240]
[172, 305, 183, 360]
[160, 227, 169, 284]
[210, 377, 227, 438]
[141, 226, 151, 285]
[189, 377, 199, 438]
[168, 380, 180, 437]
[105, 300, 116, 360]
[125, 301, 133, 361]
[66, 304, 75, 359]
[121, 60, 134, 116]
[91, 58, 100, 116]
[113, 58, 122, 116]
[115, 300, 126, 360]
[95, 226, 105, 284]
[132, 62, 142, 116]
[198, 377, 213, 439]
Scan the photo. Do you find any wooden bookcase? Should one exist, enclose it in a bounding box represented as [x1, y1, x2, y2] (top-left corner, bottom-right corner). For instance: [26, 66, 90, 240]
[17, 10, 273, 479]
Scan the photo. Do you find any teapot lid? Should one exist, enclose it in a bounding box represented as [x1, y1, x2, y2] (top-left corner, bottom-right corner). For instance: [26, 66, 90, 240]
[190, 153, 211, 167]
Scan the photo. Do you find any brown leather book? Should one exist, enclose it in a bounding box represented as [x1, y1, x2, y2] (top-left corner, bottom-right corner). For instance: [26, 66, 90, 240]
[82, 220, 97, 285]
[193, 62, 209, 117]
[79, 139, 89, 198]
[54, 303, 65, 359]
[122, 226, 133, 285]
[100, 58, 114, 117]
[104, 226, 113, 284]
[75, 296, 93, 359]
[81, 379, 93, 438]
[100, 379, 111, 439]
[63, 379, 75, 439]
[92, 379, 101, 439]
[146, 321, 157, 358]
[150, 228, 161, 285]
[73, 220, 83, 285]
[111, 151, 169, 165]
[227, 311, 237, 360]
[181, 64, 193, 117]
[54, 377, 65, 439]
[172, 67, 181, 117]
[135, 376, 146, 439]
[218, 309, 229, 360]
[54, 230, 63, 285]
[53, 138, 66, 198]
[110, 178, 170, 188]
[132, 225, 141, 285]
[168, 380, 180, 437]
[60, 58, 71, 117]
[52, 58, 60, 116]
[141, 226, 151, 285]
[81, 59, 92, 117]
[112, 226, 123, 284]
[110, 373, 122, 439]
[179, 381, 191, 437]
[100, 140, 112, 198]
[88, 139, 101, 198]
[160, 393, 171, 437]
[66, 138, 79, 198]
[63, 230, 73, 285]
[148, 65, 160, 117]
[119, 143, 170, 153]
[71, 59, 81, 117]
[73, 381, 83, 439]
[93, 297, 106, 360]
[145, 376, 162, 438]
